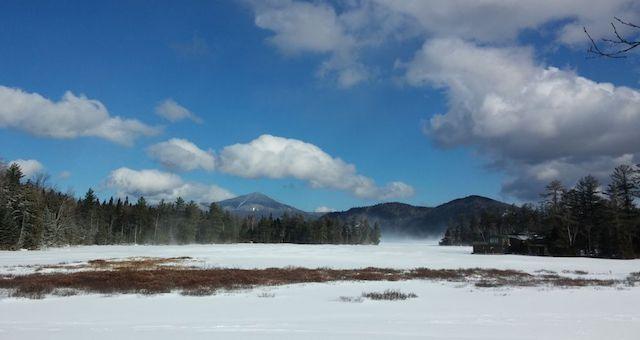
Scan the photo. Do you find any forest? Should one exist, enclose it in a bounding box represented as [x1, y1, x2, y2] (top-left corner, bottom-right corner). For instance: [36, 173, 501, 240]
[440, 164, 640, 258]
[0, 162, 380, 250]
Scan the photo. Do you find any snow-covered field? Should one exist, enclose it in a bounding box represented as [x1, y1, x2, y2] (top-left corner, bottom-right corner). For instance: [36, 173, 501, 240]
[2, 241, 639, 278]
[1, 241, 640, 339]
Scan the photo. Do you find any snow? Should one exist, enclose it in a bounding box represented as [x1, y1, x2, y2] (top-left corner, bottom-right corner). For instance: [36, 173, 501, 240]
[1, 241, 639, 279]
[1, 241, 640, 339]
[1, 281, 639, 339]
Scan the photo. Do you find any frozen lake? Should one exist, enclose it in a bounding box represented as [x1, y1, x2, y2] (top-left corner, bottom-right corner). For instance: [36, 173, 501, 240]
[1, 241, 639, 339]
[1, 241, 639, 279]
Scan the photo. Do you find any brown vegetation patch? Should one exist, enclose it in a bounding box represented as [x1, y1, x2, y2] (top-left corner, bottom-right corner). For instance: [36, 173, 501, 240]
[475, 281, 502, 288]
[562, 270, 589, 275]
[35, 256, 193, 272]
[86, 256, 193, 270]
[362, 289, 418, 301]
[549, 277, 616, 288]
[257, 292, 276, 298]
[627, 272, 640, 287]
[0, 265, 633, 299]
[338, 296, 364, 303]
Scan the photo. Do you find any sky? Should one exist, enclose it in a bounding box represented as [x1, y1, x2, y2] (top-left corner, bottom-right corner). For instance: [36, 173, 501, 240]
[1, 0, 640, 212]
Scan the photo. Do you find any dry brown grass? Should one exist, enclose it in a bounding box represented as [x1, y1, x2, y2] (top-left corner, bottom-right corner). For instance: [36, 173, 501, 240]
[35, 257, 193, 272]
[0, 261, 632, 299]
[625, 272, 640, 286]
[362, 290, 418, 301]
[338, 296, 364, 303]
[257, 292, 276, 298]
[562, 270, 589, 275]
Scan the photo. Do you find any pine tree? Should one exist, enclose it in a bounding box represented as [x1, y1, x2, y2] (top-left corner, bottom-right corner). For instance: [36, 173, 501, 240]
[372, 222, 381, 245]
[80, 188, 98, 244]
[570, 175, 604, 255]
[606, 165, 638, 257]
[177, 201, 199, 244]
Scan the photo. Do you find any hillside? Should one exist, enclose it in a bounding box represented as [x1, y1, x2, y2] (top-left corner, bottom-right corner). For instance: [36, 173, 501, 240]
[216, 192, 313, 218]
[324, 195, 511, 237]
[214, 192, 511, 237]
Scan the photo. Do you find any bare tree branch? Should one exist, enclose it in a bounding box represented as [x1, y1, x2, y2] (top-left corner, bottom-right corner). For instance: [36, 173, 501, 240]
[584, 17, 640, 58]
[615, 17, 640, 29]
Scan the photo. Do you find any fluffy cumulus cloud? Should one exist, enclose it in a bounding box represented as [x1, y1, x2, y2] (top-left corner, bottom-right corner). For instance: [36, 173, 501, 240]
[9, 159, 44, 179]
[248, 0, 640, 88]
[249, 0, 368, 88]
[107, 167, 234, 204]
[147, 138, 215, 172]
[218, 134, 414, 200]
[371, 0, 640, 44]
[155, 99, 202, 123]
[0, 86, 159, 146]
[402, 38, 640, 199]
[501, 155, 636, 200]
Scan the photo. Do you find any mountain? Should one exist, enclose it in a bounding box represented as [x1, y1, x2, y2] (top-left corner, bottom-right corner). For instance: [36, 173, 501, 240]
[324, 195, 511, 237]
[216, 192, 313, 218]
[216, 193, 511, 236]
[323, 202, 431, 235]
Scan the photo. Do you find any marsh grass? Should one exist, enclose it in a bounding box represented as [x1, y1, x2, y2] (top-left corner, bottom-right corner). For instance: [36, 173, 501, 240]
[0, 259, 631, 299]
[362, 290, 418, 301]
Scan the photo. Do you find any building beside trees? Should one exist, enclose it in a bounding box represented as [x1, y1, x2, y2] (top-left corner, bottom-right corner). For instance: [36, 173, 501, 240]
[441, 164, 640, 258]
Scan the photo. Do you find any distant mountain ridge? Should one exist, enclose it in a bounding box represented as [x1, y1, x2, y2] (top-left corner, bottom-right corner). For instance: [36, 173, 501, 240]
[216, 192, 511, 237]
[324, 195, 511, 237]
[216, 192, 316, 218]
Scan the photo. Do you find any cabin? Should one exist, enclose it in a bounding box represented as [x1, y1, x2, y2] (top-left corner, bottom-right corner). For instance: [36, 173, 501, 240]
[473, 235, 509, 254]
[473, 234, 549, 256]
[507, 234, 549, 256]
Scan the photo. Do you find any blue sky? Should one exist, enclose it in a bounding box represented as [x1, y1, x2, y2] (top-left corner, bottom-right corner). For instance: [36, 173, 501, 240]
[1, 1, 640, 212]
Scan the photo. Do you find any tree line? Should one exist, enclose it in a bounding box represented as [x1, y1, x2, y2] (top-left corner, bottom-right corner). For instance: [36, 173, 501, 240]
[0, 162, 380, 250]
[441, 164, 640, 258]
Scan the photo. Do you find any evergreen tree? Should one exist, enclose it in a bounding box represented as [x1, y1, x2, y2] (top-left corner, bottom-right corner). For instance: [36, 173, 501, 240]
[606, 165, 638, 257]
[177, 201, 199, 244]
[573, 175, 604, 255]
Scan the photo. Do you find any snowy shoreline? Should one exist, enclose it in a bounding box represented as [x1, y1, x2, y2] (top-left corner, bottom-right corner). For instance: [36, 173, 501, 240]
[2, 242, 639, 279]
[1, 242, 640, 339]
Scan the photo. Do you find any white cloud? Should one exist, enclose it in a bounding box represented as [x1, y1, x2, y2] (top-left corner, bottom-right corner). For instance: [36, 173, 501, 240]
[58, 171, 72, 180]
[372, 0, 640, 44]
[218, 134, 414, 200]
[155, 99, 202, 123]
[147, 138, 215, 172]
[249, 0, 368, 87]
[501, 155, 636, 200]
[253, 0, 351, 54]
[0, 86, 159, 146]
[403, 38, 640, 199]
[106, 167, 234, 204]
[9, 159, 44, 179]
[249, 0, 640, 87]
[142, 135, 414, 200]
[314, 206, 335, 213]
